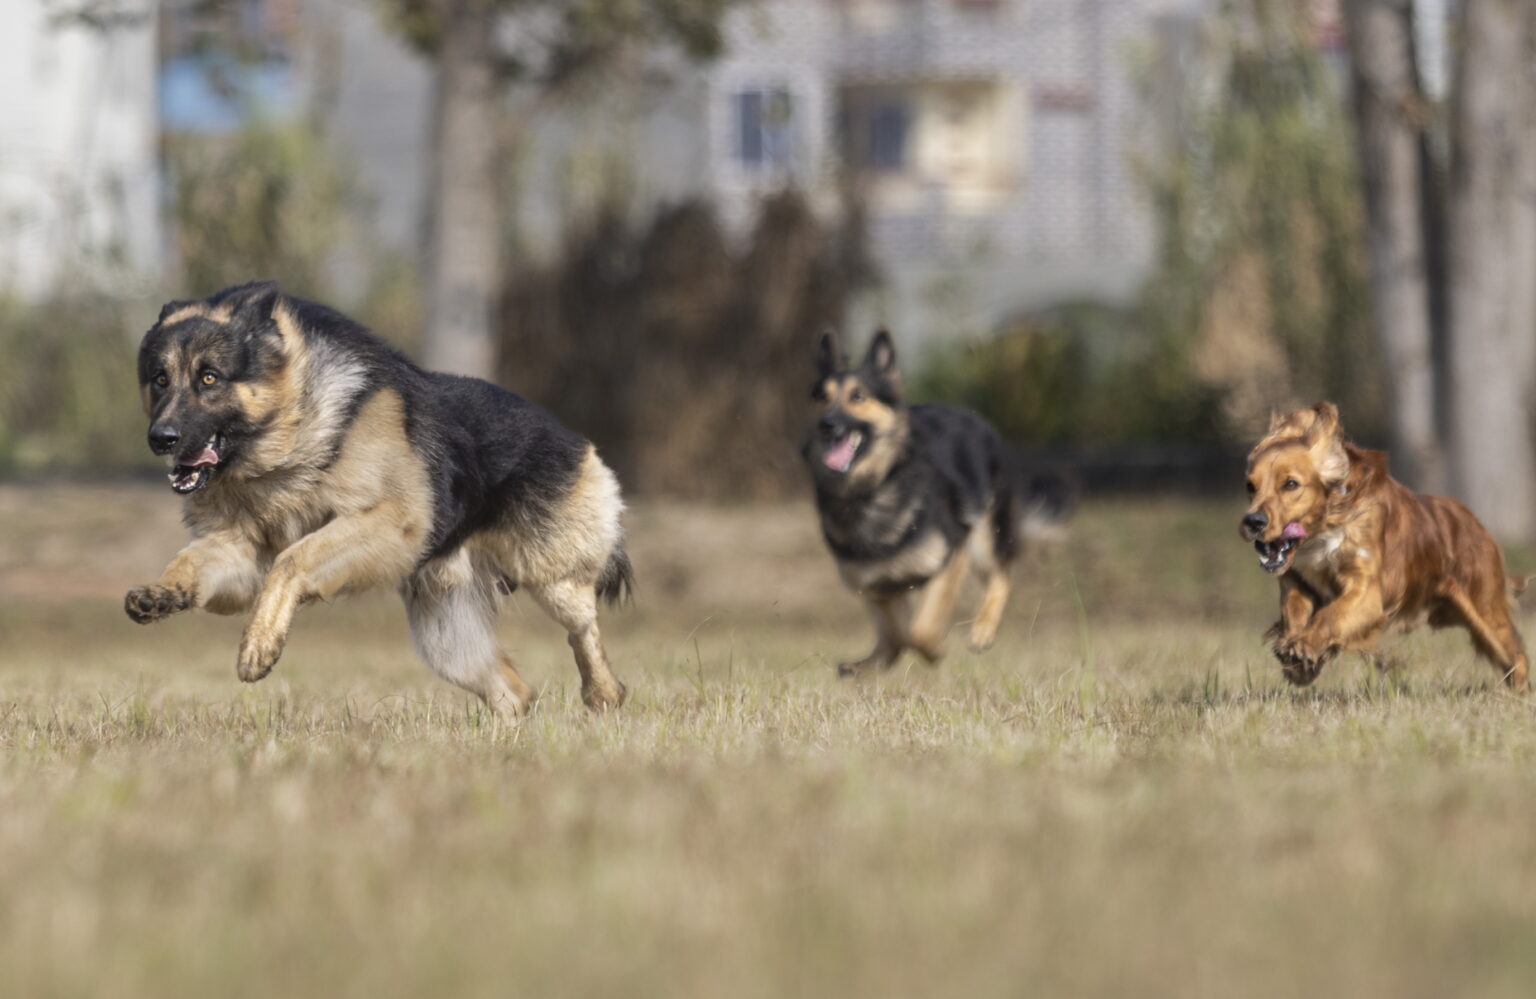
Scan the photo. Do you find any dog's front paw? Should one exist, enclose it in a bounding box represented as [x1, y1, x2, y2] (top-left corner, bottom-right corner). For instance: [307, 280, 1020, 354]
[236, 626, 287, 682]
[124, 584, 192, 624]
[582, 679, 627, 713]
[968, 618, 1000, 653]
[1272, 635, 1336, 687]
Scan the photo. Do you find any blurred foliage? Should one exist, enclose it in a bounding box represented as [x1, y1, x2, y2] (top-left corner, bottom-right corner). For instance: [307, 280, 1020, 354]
[1139, 1, 1381, 439]
[380, 0, 738, 84]
[915, 1, 1379, 448]
[501, 190, 871, 499]
[165, 118, 362, 300]
[912, 302, 1225, 447]
[0, 293, 146, 474]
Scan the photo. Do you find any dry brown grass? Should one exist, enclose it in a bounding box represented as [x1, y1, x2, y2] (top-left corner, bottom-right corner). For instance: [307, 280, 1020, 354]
[2, 484, 1535, 998]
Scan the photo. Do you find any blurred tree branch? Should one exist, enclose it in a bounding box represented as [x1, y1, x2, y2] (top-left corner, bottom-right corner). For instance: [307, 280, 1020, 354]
[42, 0, 152, 31]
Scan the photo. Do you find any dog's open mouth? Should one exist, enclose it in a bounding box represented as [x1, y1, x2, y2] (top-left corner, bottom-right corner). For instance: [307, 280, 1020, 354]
[1254, 536, 1297, 574]
[1254, 522, 1307, 574]
[823, 430, 864, 474]
[169, 435, 223, 494]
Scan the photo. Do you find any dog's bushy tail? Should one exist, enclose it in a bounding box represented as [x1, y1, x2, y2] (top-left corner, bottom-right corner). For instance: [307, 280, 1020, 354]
[597, 545, 635, 606]
[997, 470, 1077, 563]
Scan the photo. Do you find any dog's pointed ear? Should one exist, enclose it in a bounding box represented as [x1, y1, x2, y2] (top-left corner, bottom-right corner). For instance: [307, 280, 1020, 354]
[815, 329, 846, 380]
[222, 281, 281, 324]
[1267, 408, 1286, 434]
[156, 299, 193, 324]
[1306, 401, 1349, 485]
[865, 329, 896, 375]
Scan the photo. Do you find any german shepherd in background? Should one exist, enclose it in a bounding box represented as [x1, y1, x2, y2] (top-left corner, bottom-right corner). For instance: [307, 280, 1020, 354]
[804, 330, 1070, 675]
[125, 281, 633, 719]
[1242, 402, 1527, 690]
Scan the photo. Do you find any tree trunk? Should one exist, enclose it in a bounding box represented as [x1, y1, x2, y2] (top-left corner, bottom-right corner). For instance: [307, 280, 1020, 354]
[1446, 0, 1536, 540]
[1343, 0, 1443, 491]
[422, 0, 502, 379]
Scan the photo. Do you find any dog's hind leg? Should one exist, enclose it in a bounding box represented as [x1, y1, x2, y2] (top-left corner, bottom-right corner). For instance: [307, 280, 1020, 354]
[838, 593, 908, 677]
[1443, 585, 1529, 692]
[968, 569, 1011, 653]
[966, 518, 1009, 652]
[527, 578, 627, 713]
[403, 562, 536, 722]
[909, 546, 971, 664]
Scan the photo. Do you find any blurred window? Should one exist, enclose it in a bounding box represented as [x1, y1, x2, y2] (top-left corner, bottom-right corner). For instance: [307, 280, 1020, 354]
[736, 87, 797, 170]
[868, 99, 911, 171]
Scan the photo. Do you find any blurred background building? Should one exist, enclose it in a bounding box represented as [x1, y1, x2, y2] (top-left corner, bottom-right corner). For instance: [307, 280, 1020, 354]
[0, 0, 160, 295]
[518, 0, 1204, 353]
[137, 0, 1213, 352]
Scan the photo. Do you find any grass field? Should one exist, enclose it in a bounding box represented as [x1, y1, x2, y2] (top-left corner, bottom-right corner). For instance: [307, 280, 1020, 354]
[3, 483, 1536, 998]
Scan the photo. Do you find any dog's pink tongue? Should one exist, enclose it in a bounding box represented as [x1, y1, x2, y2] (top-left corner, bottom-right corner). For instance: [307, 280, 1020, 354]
[1282, 521, 1307, 540]
[823, 436, 856, 471]
[188, 446, 220, 468]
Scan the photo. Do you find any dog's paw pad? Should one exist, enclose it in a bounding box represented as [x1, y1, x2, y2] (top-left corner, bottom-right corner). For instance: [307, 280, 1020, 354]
[124, 585, 190, 624]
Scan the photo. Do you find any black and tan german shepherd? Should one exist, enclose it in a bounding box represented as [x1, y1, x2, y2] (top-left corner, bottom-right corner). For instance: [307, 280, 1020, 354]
[125, 281, 632, 719]
[804, 330, 1069, 676]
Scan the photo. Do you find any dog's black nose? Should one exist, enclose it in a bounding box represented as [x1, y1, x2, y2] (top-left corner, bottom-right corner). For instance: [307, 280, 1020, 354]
[818, 415, 838, 434]
[1242, 511, 1269, 535]
[148, 424, 180, 454]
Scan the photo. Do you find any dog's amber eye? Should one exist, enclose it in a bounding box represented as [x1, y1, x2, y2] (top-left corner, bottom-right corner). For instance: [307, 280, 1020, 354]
[201, 372, 219, 386]
[154, 373, 168, 388]
[1245, 481, 1256, 495]
[849, 387, 866, 403]
[1282, 478, 1300, 491]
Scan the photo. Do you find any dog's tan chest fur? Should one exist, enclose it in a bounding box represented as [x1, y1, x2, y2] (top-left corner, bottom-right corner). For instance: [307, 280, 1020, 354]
[838, 529, 951, 592]
[185, 387, 433, 562]
[1290, 527, 1346, 599]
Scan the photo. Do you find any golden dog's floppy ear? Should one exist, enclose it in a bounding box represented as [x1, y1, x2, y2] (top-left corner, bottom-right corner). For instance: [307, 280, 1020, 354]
[1267, 408, 1286, 434]
[1305, 402, 1349, 486]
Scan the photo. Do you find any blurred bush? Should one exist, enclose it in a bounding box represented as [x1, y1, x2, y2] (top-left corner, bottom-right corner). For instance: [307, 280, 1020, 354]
[500, 190, 870, 499]
[912, 301, 1224, 448]
[0, 292, 146, 474]
[165, 118, 362, 301]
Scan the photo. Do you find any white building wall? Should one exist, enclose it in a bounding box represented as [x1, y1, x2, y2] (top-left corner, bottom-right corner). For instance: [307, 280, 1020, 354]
[0, 3, 160, 296]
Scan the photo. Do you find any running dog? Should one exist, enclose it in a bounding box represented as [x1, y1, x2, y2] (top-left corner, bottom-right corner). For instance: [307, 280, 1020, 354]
[1241, 402, 1527, 690]
[803, 329, 1069, 676]
[125, 281, 633, 719]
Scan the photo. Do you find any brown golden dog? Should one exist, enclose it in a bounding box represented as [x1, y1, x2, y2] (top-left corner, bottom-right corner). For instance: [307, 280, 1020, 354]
[1241, 403, 1527, 690]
